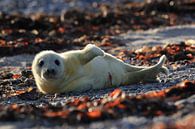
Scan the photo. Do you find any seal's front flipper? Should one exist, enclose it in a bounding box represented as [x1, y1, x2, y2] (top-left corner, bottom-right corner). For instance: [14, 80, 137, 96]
[80, 44, 104, 65]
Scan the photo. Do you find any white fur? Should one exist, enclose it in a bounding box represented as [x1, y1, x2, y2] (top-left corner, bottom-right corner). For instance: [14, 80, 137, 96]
[32, 44, 169, 94]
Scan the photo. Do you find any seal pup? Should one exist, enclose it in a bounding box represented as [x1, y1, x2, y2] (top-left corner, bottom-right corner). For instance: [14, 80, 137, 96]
[32, 44, 169, 94]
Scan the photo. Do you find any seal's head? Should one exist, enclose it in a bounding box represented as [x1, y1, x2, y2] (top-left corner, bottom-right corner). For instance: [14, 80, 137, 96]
[32, 50, 65, 93]
[32, 50, 65, 80]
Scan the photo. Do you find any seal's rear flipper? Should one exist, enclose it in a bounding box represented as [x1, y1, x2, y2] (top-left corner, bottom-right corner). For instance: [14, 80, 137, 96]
[123, 55, 169, 84]
[160, 66, 169, 75]
[157, 55, 167, 66]
[155, 55, 169, 75]
[124, 55, 169, 74]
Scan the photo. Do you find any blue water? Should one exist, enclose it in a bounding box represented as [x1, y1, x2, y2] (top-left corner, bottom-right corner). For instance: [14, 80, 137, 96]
[0, 0, 140, 15]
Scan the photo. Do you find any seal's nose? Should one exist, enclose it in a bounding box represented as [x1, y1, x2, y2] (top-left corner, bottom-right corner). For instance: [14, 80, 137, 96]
[45, 68, 56, 75]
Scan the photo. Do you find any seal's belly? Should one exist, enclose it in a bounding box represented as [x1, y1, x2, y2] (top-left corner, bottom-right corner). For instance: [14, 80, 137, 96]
[84, 55, 126, 89]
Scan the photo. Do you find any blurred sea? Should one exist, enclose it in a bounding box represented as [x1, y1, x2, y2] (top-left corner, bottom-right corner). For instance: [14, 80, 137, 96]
[0, 0, 143, 15]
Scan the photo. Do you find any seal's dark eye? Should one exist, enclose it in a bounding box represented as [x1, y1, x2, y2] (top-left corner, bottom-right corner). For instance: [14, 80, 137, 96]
[55, 59, 60, 66]
[38, 60, 44, 67]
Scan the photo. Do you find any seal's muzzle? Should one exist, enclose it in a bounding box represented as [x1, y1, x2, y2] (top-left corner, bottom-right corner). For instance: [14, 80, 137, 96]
[43, 68, 56, 79]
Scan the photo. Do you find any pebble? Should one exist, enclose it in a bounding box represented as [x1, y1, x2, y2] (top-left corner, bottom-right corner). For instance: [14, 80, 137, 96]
[21, 70, 32, 78]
